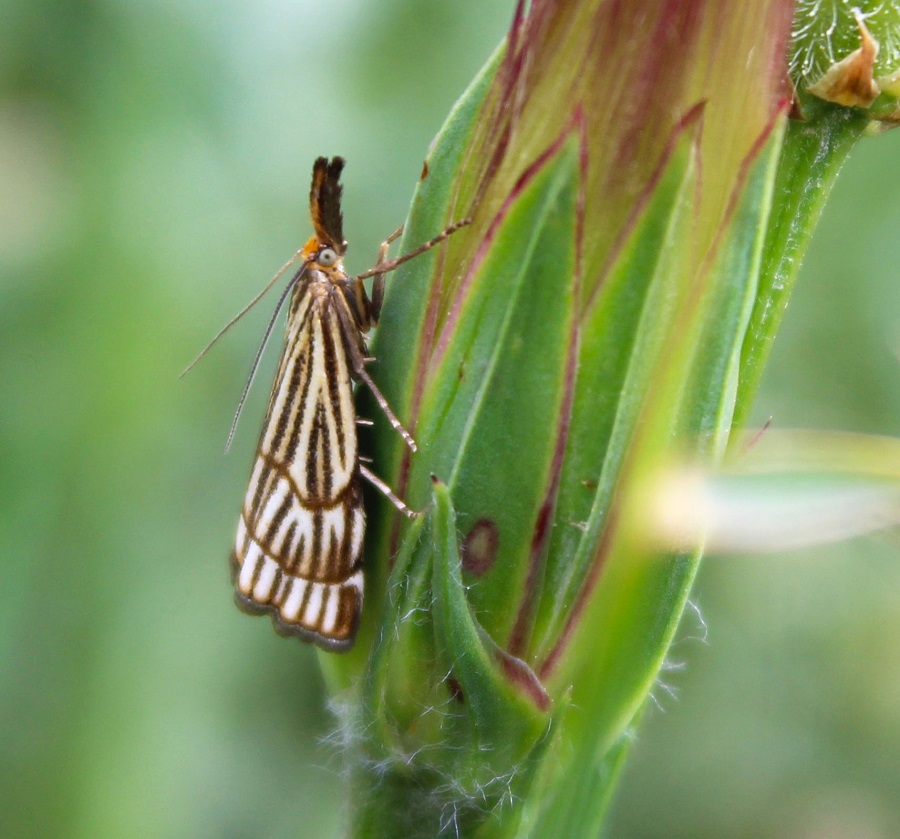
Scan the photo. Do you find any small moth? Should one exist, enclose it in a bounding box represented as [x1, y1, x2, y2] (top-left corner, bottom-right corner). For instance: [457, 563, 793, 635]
[231, 157, 466, 650]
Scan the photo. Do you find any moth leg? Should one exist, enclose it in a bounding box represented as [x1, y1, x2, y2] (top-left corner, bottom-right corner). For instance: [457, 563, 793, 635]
[360, 465, 419, 518]
[354, 217, 472, 282]
[334, 297, 417, 452]
[353, 362, 416, 452]
[370, 225, 403, 323]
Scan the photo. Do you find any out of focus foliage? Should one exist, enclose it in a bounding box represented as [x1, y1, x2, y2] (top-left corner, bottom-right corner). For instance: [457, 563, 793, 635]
[1, 1, 898, 837]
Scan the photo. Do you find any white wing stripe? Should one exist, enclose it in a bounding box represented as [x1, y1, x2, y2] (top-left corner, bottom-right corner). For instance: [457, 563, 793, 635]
[303, 583, 324, 626]
[253, 556, 279, 601]
[321, 585, 340, 633]
[282, 578, 307, 620]
[238, 541, 262, 593]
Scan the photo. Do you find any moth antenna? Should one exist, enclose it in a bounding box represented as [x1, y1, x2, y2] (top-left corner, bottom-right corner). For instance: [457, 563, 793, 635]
[180, 249, 309, 378]
[224, 261, 310, 453]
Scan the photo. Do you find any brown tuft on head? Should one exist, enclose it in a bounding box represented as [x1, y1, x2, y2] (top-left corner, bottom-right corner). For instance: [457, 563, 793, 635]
[309, 156, 346, 253]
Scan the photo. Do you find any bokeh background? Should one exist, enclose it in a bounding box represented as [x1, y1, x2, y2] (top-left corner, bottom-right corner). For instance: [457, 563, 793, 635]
[1, 2, 898, 837]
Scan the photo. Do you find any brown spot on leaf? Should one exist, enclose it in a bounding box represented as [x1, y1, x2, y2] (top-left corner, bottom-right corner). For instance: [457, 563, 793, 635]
[461, 519, 499, 576]
[446, 676, 464, 703]
[420, 160, 429, 180]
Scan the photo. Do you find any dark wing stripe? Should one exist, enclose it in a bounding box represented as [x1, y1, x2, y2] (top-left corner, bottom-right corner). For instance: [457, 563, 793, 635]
[267, 294, 314, 458]
[282, 312, 317, 464]
[322, 312, 348, 467]
[265, 312, 315, 459]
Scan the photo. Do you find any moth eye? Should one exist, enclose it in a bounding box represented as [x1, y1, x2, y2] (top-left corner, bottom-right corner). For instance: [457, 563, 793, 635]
[317, 247, 338, 267]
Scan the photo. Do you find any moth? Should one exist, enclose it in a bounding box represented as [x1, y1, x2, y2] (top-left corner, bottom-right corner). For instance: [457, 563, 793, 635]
[229, 157, 466, 650]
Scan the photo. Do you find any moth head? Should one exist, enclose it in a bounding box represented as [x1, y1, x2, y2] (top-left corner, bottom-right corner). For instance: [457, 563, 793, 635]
[300, 235, 345, 273]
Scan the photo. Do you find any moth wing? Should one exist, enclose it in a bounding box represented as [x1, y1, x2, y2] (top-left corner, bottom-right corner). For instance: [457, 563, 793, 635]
[233, 292, 364, 650]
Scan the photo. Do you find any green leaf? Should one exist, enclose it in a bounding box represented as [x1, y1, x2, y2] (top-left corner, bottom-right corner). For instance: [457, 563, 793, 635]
[647, 430, 900, 554]
[530, 105, 789, 836]
[351, 481, 555, 838]
[430, 478, 554, 838]
[682, 113, 785, 445]
[529, 108, 702, 664]
[410, 133, 582, 646]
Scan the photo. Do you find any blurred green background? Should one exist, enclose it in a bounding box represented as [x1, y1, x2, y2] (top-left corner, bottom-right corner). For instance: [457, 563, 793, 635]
[1, 1, 897, 837]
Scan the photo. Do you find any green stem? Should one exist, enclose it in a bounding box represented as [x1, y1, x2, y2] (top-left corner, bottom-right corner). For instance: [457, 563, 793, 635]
[734, 101, 870, 429]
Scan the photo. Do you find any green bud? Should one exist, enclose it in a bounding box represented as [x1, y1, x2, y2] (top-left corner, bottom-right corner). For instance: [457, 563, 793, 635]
[309, 3, 887, 835]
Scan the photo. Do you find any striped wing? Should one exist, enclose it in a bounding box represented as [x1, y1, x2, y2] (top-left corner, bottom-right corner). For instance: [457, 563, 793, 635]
[233, 289, 364, 649]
